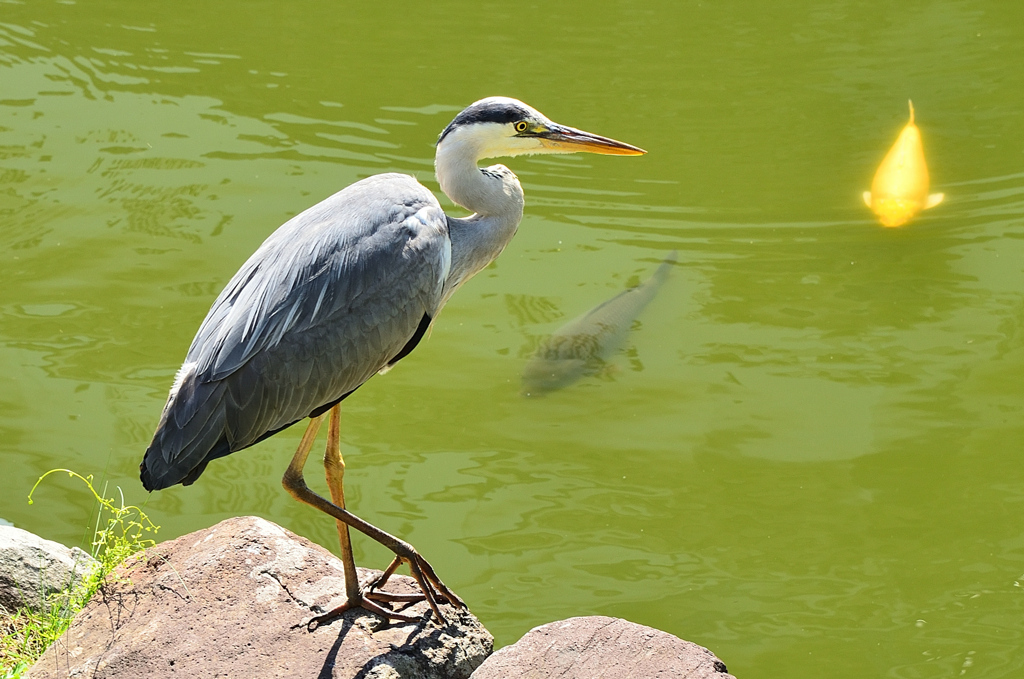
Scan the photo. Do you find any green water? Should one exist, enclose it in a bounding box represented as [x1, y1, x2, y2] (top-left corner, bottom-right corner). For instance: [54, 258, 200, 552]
[3, 1, 1024, 676]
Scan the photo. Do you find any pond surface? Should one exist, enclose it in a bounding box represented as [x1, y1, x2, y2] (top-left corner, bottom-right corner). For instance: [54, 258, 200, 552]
[3, 1, 1024, 676]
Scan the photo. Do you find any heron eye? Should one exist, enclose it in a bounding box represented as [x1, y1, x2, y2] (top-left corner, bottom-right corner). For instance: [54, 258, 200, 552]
[514, 121, 529, 133]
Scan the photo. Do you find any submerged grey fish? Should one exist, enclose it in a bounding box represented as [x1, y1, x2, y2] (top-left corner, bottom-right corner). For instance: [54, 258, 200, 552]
[521, 251, 677, 396]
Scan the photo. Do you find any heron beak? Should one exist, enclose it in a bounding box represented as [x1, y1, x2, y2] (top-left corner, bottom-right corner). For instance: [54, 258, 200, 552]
[537, 123, 646, 156]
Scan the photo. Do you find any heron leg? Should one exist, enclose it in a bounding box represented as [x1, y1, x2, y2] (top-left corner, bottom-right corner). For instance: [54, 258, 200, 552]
[283, 415, 420, 625]
[322, 407, 426, 609]
[282, 416, 465, 626]
[322, 404, 360, 602]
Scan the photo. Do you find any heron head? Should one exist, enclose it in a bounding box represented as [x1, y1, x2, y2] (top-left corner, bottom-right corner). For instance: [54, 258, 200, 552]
[437, 97, 645, 160]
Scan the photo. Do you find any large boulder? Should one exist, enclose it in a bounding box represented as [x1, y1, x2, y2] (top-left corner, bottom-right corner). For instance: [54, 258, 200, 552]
[0, 525, 98, 614]
[470, 615, 736, 678]
[28, 515, 491, 679]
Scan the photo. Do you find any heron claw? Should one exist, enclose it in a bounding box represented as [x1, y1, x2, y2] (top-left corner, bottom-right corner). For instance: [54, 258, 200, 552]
[365, 590, 425, 603]
[305, 591, 423, 631]
[305, 554, 465, 631]
[363, 554, 465, 626]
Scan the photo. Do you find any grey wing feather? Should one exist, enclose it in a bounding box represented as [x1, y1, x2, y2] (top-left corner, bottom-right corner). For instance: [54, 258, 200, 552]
[142, 174, 451, 490]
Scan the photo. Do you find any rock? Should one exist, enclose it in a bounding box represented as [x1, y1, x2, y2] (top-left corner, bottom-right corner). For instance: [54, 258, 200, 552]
[28, 516, 491, 679]
[0, 525, 99, 614]
[470, 616, 736, 679]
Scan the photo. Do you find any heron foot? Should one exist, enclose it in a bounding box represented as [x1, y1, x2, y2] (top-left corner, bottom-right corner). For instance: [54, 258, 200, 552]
[366, 554, 466, 625]
[306, 589, 423, 631]
[306, 556, 465, 631]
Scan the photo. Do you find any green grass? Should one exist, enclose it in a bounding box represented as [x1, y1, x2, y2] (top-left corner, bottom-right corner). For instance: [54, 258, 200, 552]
[0, 470, 158, 678]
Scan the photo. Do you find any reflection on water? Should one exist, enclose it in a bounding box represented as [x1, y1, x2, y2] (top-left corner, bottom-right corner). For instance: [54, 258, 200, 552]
[521, 251, 676, 396]
[3, 3, 1024, 678]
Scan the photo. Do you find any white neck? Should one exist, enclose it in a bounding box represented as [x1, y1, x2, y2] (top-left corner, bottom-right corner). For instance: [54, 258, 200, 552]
[434, 126, 525, 300]
[435, 127, 524, 216]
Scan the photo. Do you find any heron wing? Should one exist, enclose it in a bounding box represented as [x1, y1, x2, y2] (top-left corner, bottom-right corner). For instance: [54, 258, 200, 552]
[142, 173, 451, 490]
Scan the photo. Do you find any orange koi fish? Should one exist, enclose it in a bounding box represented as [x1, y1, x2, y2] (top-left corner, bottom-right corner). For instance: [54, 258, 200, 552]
[862, 100, 944, 227]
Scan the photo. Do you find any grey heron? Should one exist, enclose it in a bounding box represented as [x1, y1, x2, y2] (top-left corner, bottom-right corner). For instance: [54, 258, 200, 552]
[139, 96, 645, 626]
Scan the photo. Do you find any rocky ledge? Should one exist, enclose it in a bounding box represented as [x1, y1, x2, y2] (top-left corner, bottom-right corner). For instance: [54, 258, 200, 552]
[27, 516, 491, 679]
[473, 616, 735, 678]
[20, 515, 736, 678]
[0, 525, 98, 615]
